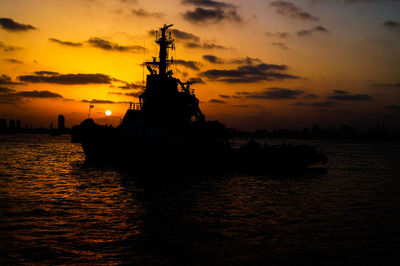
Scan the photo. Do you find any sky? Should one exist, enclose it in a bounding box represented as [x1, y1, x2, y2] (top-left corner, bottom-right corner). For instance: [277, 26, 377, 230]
[0, 0, 399, 130]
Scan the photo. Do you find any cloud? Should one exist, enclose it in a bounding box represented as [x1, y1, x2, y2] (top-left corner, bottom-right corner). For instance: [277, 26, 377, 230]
[182, 7, 242, 24]
[188, 77, 205, 84]
[303, 93, 319, 99]
[297, 26, 329, 36]
[82, 99, 115, 104]
[200, 62, 299, 83]
[174, 59, 201, 70]
[131, 8, 164, 18]
[0, 89, 63, 104]
[219, 94, 230, 98]
[265, 31, 290, 38]
[82, 99, 130, 104]
[149, 27, 225, 49]
[383, 20, 400, 31]
[294, 101, 339, 107]
[0, 41, 22, 52]
[49, 38, 83, 47]
[34, 71, 60, 76]
[0, 18, 36, 32]
[185, 41, 227, 49]
[385, 105, 400, 110]
[0, 87, 15, 93]
[109, 91, 143, 97]
[87, 37, 146, 53]
[209, 98, 227, 103]
[371, 82, 400, 88]
[0, 74, 23, 85]
[229, 57, 262, 65]
[3, 58, 23, 64]
[182, 0, 235, 9]
[149, 28, 200, 42]
[239, 87, 304, 99]
[0, 93, 20, 104]
[18, 73, 113, 85]
[326, 90, 372, 101]
[15, 90, 63, 98]
[270, 1, 318, 21]
[272, 42, 289, 50]
[203, 54, 224, 64]
[117, 82, 145, 89]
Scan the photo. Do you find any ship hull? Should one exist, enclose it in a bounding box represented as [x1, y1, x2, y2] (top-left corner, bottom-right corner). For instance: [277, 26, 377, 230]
[72, 123, 327, 172]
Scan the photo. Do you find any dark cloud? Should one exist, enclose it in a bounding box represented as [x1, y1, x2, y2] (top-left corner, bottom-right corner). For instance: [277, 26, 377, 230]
[87, 37, 146, 53]
[188, 77, 205, 84]
[327, 90, 372, 101]
[0, 41, 22, 52]
[82, 99, 115, 104]
[149, 28, 225, 50]
[174, 59, 201, 70]
[182, 0, 235, 9]
[303, 93, 319, 99]
[371, 82, 400, 88]
[241, 87, 304, 99]
[209, 99, 227, 103]
[49, 38, 83, 47]
[0, 74, 22, 85]
[15, 90, 63, 98]
[82, 99, 130, 104]
[294, 101, 339, 107]
[270, 1, 318, 21]
[219, 94, 230, 98]
[0, 93, 20, 104]
[3, 58, 23, 64]
[200, 63, 299, 83]
[18, 73, 113, 85]
[131, 8, 164, 18]
[272, 42, 289, 50]
[185, 41, 227, 49]
[0, 89, 63, 104]
[182, 7, 242, 24]
[124, 92, 143, 97]
[385, 105, 400, 110]
[0, 87, 15, 93]
[0, 18, 36, 32]
[203, 54, 224, 64]
[265, 31, 290, 38]
[34, 71, 60, 76]
[170, 29, 200, 42]
[149, 28, 200, 42]
[297, 26, 329, 36]
[229, 57, 262, 65]
[117, 82, 145, 90]
[383, 20, 400, 31]
[109, 91, 143, 97]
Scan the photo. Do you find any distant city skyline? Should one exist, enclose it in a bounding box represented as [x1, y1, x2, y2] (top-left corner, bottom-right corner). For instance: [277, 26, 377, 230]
[1, 0, 399, 130]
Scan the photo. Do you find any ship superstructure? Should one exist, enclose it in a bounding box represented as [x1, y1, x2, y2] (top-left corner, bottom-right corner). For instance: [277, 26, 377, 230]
[72, 24, 327, 170]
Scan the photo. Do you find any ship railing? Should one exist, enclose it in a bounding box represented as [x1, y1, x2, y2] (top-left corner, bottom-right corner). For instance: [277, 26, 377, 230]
[130, 102, 142, 111]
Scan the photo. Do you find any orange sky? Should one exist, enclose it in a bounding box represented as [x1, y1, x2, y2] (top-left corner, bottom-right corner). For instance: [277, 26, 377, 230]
[1, 0, 399, 130]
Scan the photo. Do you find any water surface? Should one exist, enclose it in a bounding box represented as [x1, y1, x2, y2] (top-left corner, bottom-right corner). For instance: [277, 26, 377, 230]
[1, 134, 399, 264]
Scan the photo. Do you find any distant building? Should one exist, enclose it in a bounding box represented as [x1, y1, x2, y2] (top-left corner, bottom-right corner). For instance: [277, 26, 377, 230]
[0, 119, 7, 129]
[58, 115, 65, 130]
[16, 120, 21, 128]
[9, 119, 15, 128]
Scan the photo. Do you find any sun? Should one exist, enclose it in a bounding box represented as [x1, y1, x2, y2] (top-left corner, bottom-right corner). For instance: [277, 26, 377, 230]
[105, 110, 112, 116]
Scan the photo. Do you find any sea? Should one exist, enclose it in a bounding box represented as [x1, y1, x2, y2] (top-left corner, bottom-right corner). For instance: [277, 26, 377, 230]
[1, 134, 399, 265]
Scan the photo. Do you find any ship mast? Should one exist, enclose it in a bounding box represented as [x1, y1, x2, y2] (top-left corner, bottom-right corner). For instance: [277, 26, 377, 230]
[156, 24, 174, 76]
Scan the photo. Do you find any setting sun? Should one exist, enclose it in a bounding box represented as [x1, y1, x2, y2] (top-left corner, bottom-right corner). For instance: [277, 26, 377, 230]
[105, 110, 112, 116]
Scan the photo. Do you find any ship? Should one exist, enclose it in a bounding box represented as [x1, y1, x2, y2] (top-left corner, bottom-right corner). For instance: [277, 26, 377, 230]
[71, 24, 327, 172]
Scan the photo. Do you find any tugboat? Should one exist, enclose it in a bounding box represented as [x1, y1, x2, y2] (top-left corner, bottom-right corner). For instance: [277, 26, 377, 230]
[71, 24, 327, 171]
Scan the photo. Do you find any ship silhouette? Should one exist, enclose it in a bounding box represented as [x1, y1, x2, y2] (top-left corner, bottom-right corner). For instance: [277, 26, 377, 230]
[71, 24, 327, 171]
